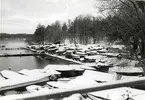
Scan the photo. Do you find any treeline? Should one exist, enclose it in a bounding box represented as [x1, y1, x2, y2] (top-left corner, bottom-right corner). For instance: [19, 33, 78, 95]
[34, 0, 145, 59]
[0, 33, 33, 39]
[99, 0, 145, 59]
[33, 15, 105, 44]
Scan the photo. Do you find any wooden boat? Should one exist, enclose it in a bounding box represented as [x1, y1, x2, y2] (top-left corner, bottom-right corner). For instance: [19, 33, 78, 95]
[85, 55, 104, 63]
[0, 68, 61, 92]
[30, 49, 37, 52]
[0, 70, 26, 79]
[57, 77, 74, 83]
[111, 44, 125, 49]
[97, 49, 107, 53]
[0, 76, 32, 90]
[95, 56, 106, 63]
[44, 65, 85, 77]
[114, 58, 139, 67]
[55, 48, 66, 55]
[0, 74, 6, 80]
[64, 51, 73, 59]
[47, 76, 98, 89]
[82, 70, 115, 82]
[120, 75, 141, 80]
[48, 44, 57, 49]
[27, 84, 85, 100]
[47, 81, 66, 88]
[26, 85, 41, 92]
[4, 90, 18, 96]
[88, 87, 145, 100]
[96, 62, 113, 67]
[71, 53, 80, 61]
[26, 85, 50, 93]
[95, 57, 118, 72]
[69, 65, 85, 76]
[63, 94, 85, 100]
[109, 67, 144, 76]
[87, 44, 104, 50]
[47, 48, 58, 54]
[102, 53, 120, 57]
[75, 51, 86, 56]
[88, 50, 98, 55]
[95, 62, 112, 72]
[19, 69, 61, 80]
[83, 63, 97, 70]
[44, 65, 75, 77]
[63, 75, 98, 89]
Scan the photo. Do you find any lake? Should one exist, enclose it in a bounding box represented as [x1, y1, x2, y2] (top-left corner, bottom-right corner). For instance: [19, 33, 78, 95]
[0, 39, 61, 71]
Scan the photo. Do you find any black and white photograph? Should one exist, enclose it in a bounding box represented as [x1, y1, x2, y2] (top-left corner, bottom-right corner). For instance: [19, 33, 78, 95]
[0, 0, 145, 100]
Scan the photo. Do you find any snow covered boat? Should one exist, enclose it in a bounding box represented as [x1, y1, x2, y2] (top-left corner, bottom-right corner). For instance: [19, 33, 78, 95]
[19, 69, 61, 80]
[75, 51, 87, 56]
[87, 50, 98, 55]
[44, 65, 75, 77]
[26, 85, 50, 93]
[64, 50, 74, 59]
[82, 70, 115, 82]
[110, 67, 144, 76]
[64, 75, 98, 89]
[83, 63, 97, 70]
[47, 81, 66, 88]
[102, 53, 121, 57]
[71, 53, 80, 61]
[47, 75, 98, 89]
[88, 87, 145, 100]
[69, 65, 85, 76]
[56, 47, 66, 55]
[0, 74, 6, 80]
[87, 44, 104, 50]
[85, 55, 104, 63]
[0, 69, 60, 90]
[57, 77, 73, 83]
[0, 70, 26, 79]
[47, 48, 58, 54]
[97, 49, 107, 53]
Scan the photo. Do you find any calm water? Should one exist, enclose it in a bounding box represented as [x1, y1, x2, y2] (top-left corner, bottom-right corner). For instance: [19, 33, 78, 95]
[0, 39, 61, 71]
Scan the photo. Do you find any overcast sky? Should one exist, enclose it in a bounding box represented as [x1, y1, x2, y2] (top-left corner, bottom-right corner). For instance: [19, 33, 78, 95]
[0, 0, 101, 34]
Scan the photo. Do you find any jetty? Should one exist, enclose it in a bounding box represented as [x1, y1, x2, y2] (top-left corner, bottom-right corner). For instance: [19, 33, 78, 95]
[45, 53, 83, 65]
[0, 53, 43, 57]
[0, 47, 26, 50]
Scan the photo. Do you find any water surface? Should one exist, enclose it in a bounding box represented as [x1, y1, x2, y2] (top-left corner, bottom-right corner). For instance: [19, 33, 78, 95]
[0, 39, 61, 71]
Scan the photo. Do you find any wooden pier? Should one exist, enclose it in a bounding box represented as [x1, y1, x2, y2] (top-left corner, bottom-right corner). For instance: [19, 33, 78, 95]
[45, 53, 83, 65]
[0, 47, 26, 50]
[0, 53, 43, 57]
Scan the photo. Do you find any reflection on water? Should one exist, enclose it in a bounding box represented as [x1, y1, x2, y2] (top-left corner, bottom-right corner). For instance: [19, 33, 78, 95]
[0, 39, 60, 71]
[0, 56, 50, 71]
[0, 39, 27, 48]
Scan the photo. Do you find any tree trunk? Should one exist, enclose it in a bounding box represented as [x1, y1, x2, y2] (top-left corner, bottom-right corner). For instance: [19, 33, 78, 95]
[141, 40, 145, 59]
